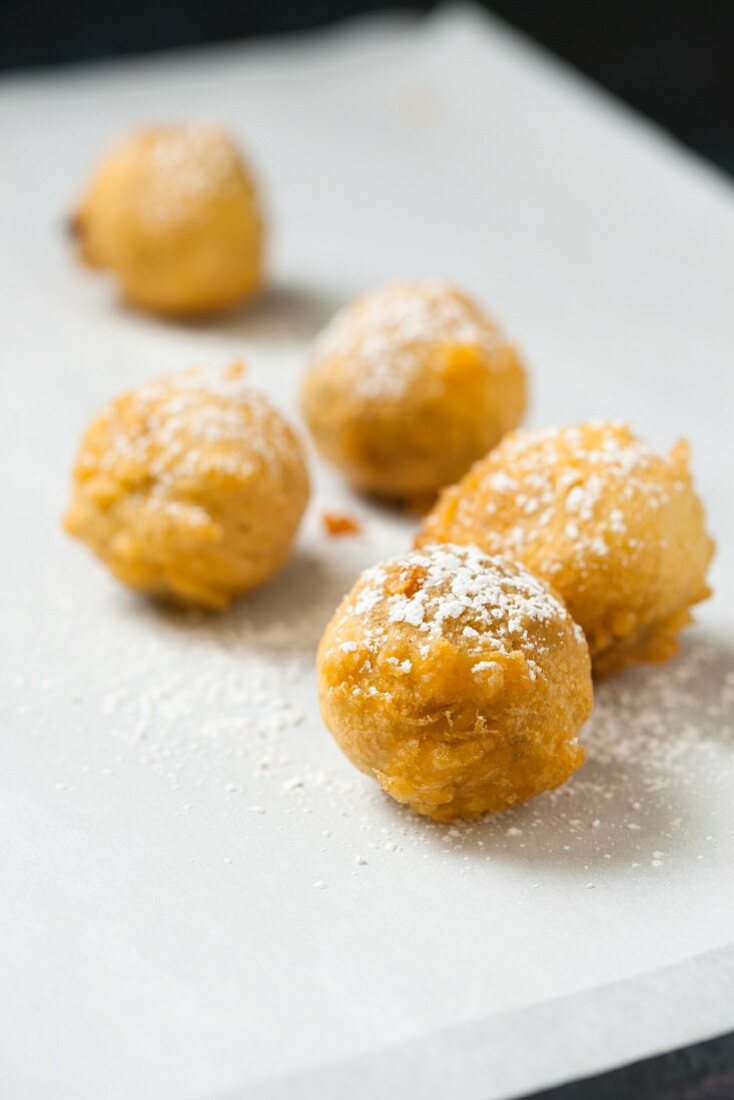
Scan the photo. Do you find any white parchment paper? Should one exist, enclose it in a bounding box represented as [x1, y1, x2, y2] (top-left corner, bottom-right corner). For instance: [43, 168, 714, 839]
[0, 7, 732, 1099]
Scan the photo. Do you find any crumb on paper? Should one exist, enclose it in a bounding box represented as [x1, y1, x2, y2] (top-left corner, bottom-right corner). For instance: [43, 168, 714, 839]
[322, 510, 362, 537]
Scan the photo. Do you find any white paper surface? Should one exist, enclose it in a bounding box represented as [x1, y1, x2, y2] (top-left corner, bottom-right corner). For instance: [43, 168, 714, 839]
[1, 7, 732, 1099]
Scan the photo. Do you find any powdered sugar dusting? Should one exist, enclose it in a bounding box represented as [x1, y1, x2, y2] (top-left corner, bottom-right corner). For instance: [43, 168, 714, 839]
[339, 543, 575, 680]
[80, 363, 295, 488]
[449, 421, 682, 565]
[114, 125, 252, 229]
[310, 280, 511, 399]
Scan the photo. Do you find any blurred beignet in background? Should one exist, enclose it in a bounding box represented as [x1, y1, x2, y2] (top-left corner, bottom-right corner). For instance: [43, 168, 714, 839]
[301, 280, 527, 501]
[71, 124, 264, 316]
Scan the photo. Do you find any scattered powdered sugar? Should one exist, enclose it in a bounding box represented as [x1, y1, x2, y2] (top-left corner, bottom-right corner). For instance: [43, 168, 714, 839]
[11, 613, 732, 885]
[8, 527, 731, 892]
[349, 636, 732, 874]
[310, 280, 511, 399]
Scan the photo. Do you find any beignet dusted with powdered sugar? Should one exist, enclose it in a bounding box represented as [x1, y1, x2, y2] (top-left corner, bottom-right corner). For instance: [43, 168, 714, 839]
[71, 125, 264, 316]
[301, 280, 526, 502]
[418, 422, 714, 677]
[317, 544, 592, 821]
[64, 363, 309, 609]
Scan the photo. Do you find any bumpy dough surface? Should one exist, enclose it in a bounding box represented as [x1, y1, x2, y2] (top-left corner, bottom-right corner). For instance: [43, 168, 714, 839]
[317, 544, 592, 821]
[72, 125, 264, 316]
[64, 364, 309, 609]
[418, 422, 714, 677]
[301, 281, 527, 500]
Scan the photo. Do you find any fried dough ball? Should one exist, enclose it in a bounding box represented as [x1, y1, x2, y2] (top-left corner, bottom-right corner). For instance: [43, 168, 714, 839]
[418, 422, 714, 677]
[317, 544, 591, 821]
[71, 125, 264, 316]
[301, 281, 527, 500]
[64, 363, 309, 609]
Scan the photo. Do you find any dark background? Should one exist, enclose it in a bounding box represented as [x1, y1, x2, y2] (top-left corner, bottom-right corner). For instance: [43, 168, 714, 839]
[1, 0, 732, 174]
